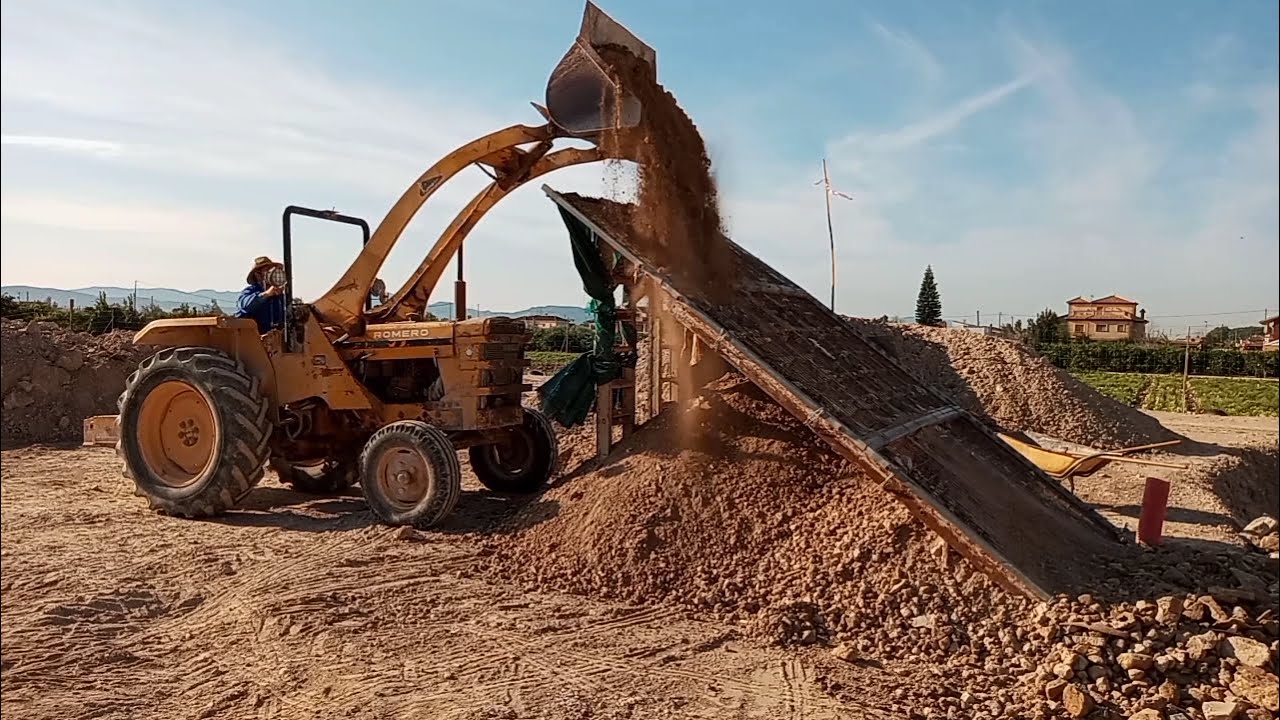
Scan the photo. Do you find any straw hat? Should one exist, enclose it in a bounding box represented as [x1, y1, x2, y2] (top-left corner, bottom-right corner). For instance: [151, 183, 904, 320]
[246, 256, 282, 285]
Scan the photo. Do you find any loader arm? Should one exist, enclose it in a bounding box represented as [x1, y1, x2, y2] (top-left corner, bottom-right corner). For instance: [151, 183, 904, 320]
[310, 124, 557, 332]
[370, 144, 635, 324]
[309, 1, 655, 333]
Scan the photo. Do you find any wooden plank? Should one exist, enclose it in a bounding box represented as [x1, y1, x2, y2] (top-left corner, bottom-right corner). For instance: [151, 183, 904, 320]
[543, 186, 1125, 600]
[596, 383, 612, 459]
[620, 368, 636, 438]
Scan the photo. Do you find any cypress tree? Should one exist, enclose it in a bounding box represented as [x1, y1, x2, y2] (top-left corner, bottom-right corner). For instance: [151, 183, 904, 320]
[915, 265, 942, 326]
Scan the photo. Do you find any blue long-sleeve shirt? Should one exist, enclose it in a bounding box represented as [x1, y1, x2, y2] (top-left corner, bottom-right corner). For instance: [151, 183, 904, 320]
[235, 283, 286, 333]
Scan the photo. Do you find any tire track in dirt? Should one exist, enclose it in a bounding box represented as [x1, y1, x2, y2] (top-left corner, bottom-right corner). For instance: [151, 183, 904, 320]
[3, 447, 903, 719]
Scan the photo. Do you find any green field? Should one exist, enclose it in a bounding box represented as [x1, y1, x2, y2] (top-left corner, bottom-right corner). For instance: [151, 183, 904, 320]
[1072, 371, 1148, 406]
[527, 351, 579, 373]
[1073, 371, 1279, 417]
[1189, 376, 1280, 417]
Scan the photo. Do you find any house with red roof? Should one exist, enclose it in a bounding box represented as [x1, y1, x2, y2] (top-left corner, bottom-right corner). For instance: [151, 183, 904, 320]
[1065, 295, 1148, 342]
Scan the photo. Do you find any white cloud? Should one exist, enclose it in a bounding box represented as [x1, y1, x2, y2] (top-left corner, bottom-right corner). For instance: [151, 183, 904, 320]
[833, 73, 1039, 155]
[0, 1, 1275, 329]
[869, 22, 944, 86]
[1, 134, 123, 157]
[0, 0, 613, 306]
[810, 28, 1279, 327]
[0, 192, 253, 237]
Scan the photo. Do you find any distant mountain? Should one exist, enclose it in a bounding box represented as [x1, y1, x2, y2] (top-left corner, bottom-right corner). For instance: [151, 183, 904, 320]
[2, 285, 239, 312]
[427, 303, 590, 324]
[2, 285, 590, 323]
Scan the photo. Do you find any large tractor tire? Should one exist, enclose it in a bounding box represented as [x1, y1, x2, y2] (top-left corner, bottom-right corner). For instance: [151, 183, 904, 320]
[468, 407, 559, 494]
[269, 457, 358, 495]
[359, 420, 461, 528]
[116, 347, 272, 518]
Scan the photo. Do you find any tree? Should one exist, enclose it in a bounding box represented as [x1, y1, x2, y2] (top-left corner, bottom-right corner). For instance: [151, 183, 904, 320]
[1026, 308, 1066, 347]
[914, 265, 942, 326]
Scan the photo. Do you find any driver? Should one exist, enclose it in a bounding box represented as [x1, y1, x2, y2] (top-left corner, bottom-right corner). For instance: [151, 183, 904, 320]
[235, 256, 288, 333]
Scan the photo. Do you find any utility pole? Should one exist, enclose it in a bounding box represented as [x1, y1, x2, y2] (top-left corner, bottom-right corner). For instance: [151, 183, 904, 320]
[976, 310, 981, 327]
[814, 158, 853, 313]
[1182, 324, 1192, 412]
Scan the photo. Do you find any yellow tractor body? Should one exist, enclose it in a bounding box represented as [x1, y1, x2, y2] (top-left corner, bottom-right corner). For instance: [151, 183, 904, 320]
[103, 2, 656, 527]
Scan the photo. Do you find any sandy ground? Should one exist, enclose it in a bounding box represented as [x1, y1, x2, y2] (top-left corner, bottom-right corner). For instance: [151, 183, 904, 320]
[1, 411, 1274, 720]
[1068, 410, 1277, 547]
[1, 445, 898, 720]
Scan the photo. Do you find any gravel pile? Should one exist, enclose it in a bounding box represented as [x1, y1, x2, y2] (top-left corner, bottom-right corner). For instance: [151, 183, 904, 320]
[1, 320, 145, 445]
[847, 319, 1177, 449]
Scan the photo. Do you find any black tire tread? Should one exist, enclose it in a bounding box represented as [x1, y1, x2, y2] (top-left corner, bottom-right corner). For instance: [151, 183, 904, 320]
[468, 407, 559, 494]
[359, 421, 461, 528]
[116, 347, 272, 518]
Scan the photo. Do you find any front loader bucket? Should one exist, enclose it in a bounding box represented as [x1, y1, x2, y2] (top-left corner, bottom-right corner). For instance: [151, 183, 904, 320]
[542, 2, 656, 137]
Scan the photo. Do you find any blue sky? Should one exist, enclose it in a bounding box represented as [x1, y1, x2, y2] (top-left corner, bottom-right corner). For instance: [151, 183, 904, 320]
[2, 0, 1277, 333]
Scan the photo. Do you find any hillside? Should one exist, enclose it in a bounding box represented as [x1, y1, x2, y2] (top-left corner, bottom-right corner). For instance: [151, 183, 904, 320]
[1, 285, 589, 323]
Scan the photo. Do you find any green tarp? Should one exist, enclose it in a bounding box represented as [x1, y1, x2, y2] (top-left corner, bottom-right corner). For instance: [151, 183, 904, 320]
[537, 206, 634, 427]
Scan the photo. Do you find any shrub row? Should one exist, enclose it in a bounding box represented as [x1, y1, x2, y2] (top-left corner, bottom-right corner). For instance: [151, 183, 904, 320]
[1039, 342, 1277, 378]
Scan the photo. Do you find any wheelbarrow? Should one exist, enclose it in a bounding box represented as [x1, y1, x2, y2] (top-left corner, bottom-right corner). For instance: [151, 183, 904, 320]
[997, 433, 1189, 492]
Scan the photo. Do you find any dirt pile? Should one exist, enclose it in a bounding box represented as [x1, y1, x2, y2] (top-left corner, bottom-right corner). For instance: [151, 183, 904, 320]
[487, 373, 1279, 717]
[491, 376, 1024, 633]
[1, 320, 145, 445]
[488, 376, 1043, 709]
[848, 319, 1177, 448]
[595, 45, 733, 297]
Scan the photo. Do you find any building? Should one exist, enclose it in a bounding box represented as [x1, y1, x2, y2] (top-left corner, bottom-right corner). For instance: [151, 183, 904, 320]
[951, 321, 996, 337]
[1239, 335, 1267, 352]
[1065, 295, 1148, 341]
[522, 314, 572, 331]
[1263, 314, 1279, 352]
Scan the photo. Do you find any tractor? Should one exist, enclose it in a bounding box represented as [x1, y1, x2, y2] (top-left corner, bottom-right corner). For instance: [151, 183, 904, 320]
[107, 2, 655, 528]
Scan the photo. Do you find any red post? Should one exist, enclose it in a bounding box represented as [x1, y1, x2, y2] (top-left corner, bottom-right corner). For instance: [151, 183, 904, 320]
[1138, 477, 1171, 546]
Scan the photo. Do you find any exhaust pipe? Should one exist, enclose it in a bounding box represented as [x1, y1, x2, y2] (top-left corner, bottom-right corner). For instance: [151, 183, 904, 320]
[541, 2, 657, 137]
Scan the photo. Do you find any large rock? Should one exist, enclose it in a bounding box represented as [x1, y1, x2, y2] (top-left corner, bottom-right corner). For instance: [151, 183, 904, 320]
[1118, 652, 1155, 671]
[1242, 516, 1278, 536]
[1229, 666, 1279, 712]
[1219, 636, 1273, 669]
[1063, 684, 1094, 718]
[1201, 700, 1241, 720]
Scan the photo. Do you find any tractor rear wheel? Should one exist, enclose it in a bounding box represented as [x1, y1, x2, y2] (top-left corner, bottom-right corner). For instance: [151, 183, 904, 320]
[117, 347, 272, 517]
[269, 457, 358, 495]
[468, 407, 559, 494]
[359, 421, 461, 528]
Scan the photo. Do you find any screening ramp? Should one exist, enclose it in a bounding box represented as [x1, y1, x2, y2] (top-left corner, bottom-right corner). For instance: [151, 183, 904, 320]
[543, 186, 1127, 600]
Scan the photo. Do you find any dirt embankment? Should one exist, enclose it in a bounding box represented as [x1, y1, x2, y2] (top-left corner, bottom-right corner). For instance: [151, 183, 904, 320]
[1, 320, 145, 445]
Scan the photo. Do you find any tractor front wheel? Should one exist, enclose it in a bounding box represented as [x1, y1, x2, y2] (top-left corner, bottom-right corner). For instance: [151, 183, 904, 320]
[468, 407, 559, 494]
[116, 347, 272, 517]
[359, 421, 461, 528]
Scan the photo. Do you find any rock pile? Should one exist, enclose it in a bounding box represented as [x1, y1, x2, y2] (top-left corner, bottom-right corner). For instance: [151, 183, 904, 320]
[1025, 593, 1279, 719]
[1, 320, 145, 445]
[486, 370, 1279, 719]
[847, 319, 1178, 449]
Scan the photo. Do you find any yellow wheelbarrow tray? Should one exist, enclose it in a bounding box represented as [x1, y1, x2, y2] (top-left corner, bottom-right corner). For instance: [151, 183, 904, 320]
[997, 432, 1189, 488]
